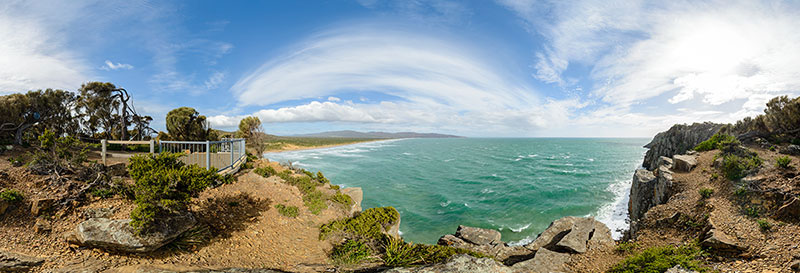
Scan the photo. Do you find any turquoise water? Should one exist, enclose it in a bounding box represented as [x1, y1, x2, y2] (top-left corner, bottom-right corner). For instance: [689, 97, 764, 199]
[265, 138, 647, 245]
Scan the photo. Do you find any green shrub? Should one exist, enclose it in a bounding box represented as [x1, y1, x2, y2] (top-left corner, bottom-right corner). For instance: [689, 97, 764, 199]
[303, 191, 328, 215]
[769, 146, 777, 151]
[720, 154, 762, 180]
[608, 242, 710, 273]
[698, 188, 713, 199]
[710, 173, 719, 180]
[91, 188, 115, 199]
[331, 191, 353, 207]
[254, 166, 277, 177]
[331, 240, 372, 265]
[330, 185, 341, 190]
[301, 169, 314, 178]
[0, 189, 23, 203]
[28, 129, 87, 174]
[316, 171, 330, 184]
[320, 207, 400, 240]
[275, 204, 299, 218]
[776, 156, 792, 169]
[734, 187, 747, 197]
[128, 152, 219, 234]
[615, 242, 638, 254]
[694, 133, 736, 151]
[757, 219, 772, 231]
[381, 236, 488, 267]
[744, 206, 759, 218]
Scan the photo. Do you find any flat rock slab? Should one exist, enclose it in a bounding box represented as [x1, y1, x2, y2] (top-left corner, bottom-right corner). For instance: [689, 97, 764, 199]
[511, 248, 570, 273]
[381, 254, 512, 273]
[672, 155, 697, 172]
[525, 216, 614, 254]
[701, 229, 746, 254]
[455, 225, 502, 245]
[70, 214, 196, 253]
[0, 251, 44, 272]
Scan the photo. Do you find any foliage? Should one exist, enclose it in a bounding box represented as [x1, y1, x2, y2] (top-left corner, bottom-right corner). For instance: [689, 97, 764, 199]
[301, 169, 315, 178]
[254, 166, 277, 177]
[0, 189, 24, 203]
[331, 191, 353, 207]
[744, 206, 760, 218]
[608, 242, 710, 273]
[320, 207, 400, 240]
[28, 129, 88, 175]
[720, 154, 762, 180]
[734, 187, 747, 197]
[263, 136, 373, 151]
[316, 171, 330, 184]
[237, 116, 267, 157]
[381, 236, 489, 267]
[776, 156, 792, 169]
[0, 89, 78, 145]
[733, 95, 800, 141]
[698, 188, 714, 199]
[331, 239, 372, 265]
[303, 191, 328, 215]
[275, 204, 299, 218]
[615, 242, 639, 254]
[165, 107, 212, 141]
[91, 188, 115, 199]
[694, 133, 736, 151]
[128, 152, 219, 234]
[757, 219, 772, 231]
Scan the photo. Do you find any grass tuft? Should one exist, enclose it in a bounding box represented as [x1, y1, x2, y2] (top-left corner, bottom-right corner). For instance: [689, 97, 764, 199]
[757, 219, 772, 231]
[0, 189, 24, 203]
[331, 191, 353, 207]
[608, 242, 710, 273]
[275, 204, 299, 218]
[776, 156, 792, 169]
[698, 188, 714, 199]
[331, 239, 372, 265]
[615, 241, 638, 254]
[381, 236, 489, 267]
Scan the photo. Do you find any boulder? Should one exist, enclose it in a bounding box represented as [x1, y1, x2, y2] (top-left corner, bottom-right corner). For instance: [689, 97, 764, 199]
[0, 251, 44, 272]
[666, 265, 699, 273]
[780, 145, 800, 156]
[672, 155, 697, 172]
[31, 198, 55, 216]
[381, 254, 512, 273]
[657, 156, 674, 169]
[524, 216, 613, 254]
[777, 197, 800, 220]
[69, 213, 196, 253]
[642, 122, 724, 170]
[437, 232, 530, 262]
[81, 207, 117, 219]
[701, 229, 745, 254]
[510, 248, 570, 273]
[341, 187, 363, 216]
[456, 225, 502, 245]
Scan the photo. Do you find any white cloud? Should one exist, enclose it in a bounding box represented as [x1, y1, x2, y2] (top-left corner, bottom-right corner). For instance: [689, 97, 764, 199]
[204, 72, 225, 89]
[327, 96, 341, 102]
[101, 60, 134, 70]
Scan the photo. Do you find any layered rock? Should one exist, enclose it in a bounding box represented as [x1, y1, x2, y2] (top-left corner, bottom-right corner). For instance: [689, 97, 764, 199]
[672, 155, 697, 172]
[0, 251, 44, 272]
[642, 122, 723, 170]
[628, 153, 679, 237]
[524, 216, 614, 254]
[510, 248, 569, 273]
[381, 254, 512, 273]
[437, 226, 529, 262]
[781, 144, 800, 156]
[341, 187, 363, 217]
[67, 213, 196, 253]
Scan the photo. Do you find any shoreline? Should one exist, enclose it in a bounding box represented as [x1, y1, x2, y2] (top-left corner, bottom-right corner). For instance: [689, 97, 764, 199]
[263, 138, 389, 153]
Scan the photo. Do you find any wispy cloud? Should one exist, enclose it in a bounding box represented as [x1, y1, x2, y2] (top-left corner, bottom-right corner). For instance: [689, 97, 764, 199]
[101, 60, 134, 70]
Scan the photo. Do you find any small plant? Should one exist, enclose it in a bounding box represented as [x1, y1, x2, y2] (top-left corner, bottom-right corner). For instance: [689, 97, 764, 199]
[168, 224, 211, 251]
[316, 171, 330, 184]
[615, 241, 638, 254]
[381, 236, 488, 267]
[0, 189, 24, 203]
[91, 188, 115, 199]
[698, 188, 714, 199]
[769, 146, 777, 151]
[608, 242, 710, 273]
[694, 133, 736, 151]
[254, 166, 277, 177]
[330, 184, 341, 190]
[710, 173, 719, 180]
[776, 156, 792, 169]
[320, 207, 400, 240]
[331, 191, 353, 207]
[382, 236, 422, 267]
[275, 204, 299, 217]
[720, 154, 762, 180]
[331, 240, 371, 265]
[301, 169, 315, 178]
[757, 219, 772, 231]
[734, 187, 747, 197]
[744, 206, 760, 218]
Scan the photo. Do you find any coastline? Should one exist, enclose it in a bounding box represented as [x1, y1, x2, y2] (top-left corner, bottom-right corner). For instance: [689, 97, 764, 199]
[263, 138, 388, 153]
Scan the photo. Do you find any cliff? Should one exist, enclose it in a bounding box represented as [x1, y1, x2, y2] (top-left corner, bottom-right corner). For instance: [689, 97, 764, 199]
[641, 122, 724, 170]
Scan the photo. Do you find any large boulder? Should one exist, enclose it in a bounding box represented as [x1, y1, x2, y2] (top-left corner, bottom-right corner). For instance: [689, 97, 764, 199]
[456, 225, 502, 245]
[672, 155, 697, 172]
[628, 164, 673, 238]
[68, 213, 196, 253]
[341, 187, 363, 216]
[438, 227, 530, 262]
[701, 228, 745, 254]
[780, 145, 800, 156]
[524, 216, 613, 253]
[0, 251, 44, 272]
[510, 248, 570, 273]
[642, 122, 724, 171]
[381, 254, 512, 273]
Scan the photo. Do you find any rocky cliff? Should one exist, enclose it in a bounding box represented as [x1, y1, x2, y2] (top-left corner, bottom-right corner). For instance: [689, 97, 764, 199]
[642, 122, 723, 170]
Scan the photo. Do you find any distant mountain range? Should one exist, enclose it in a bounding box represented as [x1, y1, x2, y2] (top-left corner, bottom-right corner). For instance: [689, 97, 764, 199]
[291, 130, 462, 139]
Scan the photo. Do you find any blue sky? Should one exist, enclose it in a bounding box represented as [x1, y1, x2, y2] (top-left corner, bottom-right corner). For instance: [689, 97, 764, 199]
[2, 0, 800, 137]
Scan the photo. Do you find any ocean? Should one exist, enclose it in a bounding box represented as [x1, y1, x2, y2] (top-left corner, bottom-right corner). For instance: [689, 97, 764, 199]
[264, 138, 648, 245]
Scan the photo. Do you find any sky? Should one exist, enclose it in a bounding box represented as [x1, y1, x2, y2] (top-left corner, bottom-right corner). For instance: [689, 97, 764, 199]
[2, 0, 800, 137]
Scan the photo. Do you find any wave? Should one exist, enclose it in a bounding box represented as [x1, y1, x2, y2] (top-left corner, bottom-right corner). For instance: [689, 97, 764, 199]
[594, 176, 633, 240]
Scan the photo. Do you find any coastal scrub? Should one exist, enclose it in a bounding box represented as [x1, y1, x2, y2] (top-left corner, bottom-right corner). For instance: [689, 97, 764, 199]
[319, 207, 400, 240]
[608, 242, 710, 273]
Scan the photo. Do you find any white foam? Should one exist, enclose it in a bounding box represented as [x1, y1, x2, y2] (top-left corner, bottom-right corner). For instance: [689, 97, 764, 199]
[510, 223, 531, 233]
[440, 201, 451, 207]
[594, 176, 634, 240]
[508, 235, 535, 246]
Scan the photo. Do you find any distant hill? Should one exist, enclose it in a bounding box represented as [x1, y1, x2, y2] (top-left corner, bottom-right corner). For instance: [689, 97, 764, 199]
[291, 130, 462, 139]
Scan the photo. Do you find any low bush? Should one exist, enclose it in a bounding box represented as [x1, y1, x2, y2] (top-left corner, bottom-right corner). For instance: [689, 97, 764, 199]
[698, 188, 714, 199]
[734, 187, 747, 197]
[331, 191, 353, 207]
[744, 206, 760, 218]
[91, 188, 115, 199]
[0, 189, 23, 203]
[381, 236, 488, 267]
[275, 204, 299, 217]
[694, 133, 736, 151]
[608, 242, 710, 273]
[720, 154, 762, 180]
[776, 156, 792, 169]
[128, 152, 220, 234]
[316, 171, 330, 184]
[331, 239, 372, 265]
[615, 242, 638, 254]
[254, 166, 277, 177]
[320, 207, 400, 240]
[757, 219, 772, 231]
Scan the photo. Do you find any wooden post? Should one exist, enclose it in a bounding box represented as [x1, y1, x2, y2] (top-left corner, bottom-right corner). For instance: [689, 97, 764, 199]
[149, 140, 155, 154]
[101, 139, 107, 165]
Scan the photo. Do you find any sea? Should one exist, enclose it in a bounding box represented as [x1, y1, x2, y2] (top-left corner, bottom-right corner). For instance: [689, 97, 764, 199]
[264, 138, 649, 245]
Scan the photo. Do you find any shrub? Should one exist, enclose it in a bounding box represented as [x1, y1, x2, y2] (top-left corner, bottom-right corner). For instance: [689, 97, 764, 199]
[776, 156, 792, 169]
[710, 173, 719, 180]
[91, 188, 115, 199]
[694, 133, 736, 151]
[275, 204, 299, 218]
[608, 243, 710, 273]
[331, 240, 372, 265]
[744, 206, 760, 218]
[698, 188, 713, 199]
[331, 191, 353, 207]
[316, 171, 330, 184]
[769, 146, 777, 151]
[28, 129, 87, 174]
[128, 152, 219, 234]
[303, 191, 328, 215]
[0, 189, 23, 203]
[301, 169, 314, 178]
[720, 154, 762, 180]
[757, 219, 772, 231]
[320, 207, 400, 240]
[734, 187, 747, 197]
[254, 166, 277, 177]
[615, 242, 638, 254]
[381, 236, 488, 267]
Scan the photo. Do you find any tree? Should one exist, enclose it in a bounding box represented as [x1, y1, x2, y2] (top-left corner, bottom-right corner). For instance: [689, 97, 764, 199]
[0, 89, 77, 145]
[237, 116, 266, 157]
[76, 82, 154, 140]
[165, 107, 211, 140]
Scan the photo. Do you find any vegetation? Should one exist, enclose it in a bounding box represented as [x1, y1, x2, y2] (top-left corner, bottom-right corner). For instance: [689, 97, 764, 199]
[744, 206, 760, 218]
[163, 107, 215, 141]
[776, 156, 792, 169]
[615, 241, 639, 254]
[128, 152, 220, 234]
[0, 189, 24, 203]
[0, 89, 79, 145]
[237, 116, 267, 158]
[320, 207, 400, 240]
[28, 129, 88, 175]
[381, 236, 488, 267]
[608, 242, 710, 273]
[91, 188, 115, 199]
[734, 187, 747, 197]
[331, 191, 354, 207]
[275, 204, 299, 218]
[694, 133, 736, 151]
[331, 240, 372, 265]
[720, 154, 762, 180]
[168, 225, 211, 251]
[698, 188, 714, 199]
[732, 95, 800, 142]
[264, 136, 374, 151]
[254, 165, 277, 177]
[757, 219, 772, 231]
[255, 166, 334, 214]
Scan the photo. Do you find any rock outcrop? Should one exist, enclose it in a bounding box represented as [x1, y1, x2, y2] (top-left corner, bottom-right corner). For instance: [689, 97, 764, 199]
[628, 153, 679, 237]
[672, 155, 697, 172]
[341, 187, 363, 216]
[524, 216, 614, 254]
[701, 228, 746, 254]
[67, 213, 196, 253]
[510, 248, 570, 273]
[437, 226, 530, 262]
[642, 122, 723, 170]
[381, 254, 512, 273]
[666, 265, 699, 273]
[0, 251, 44, 271]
